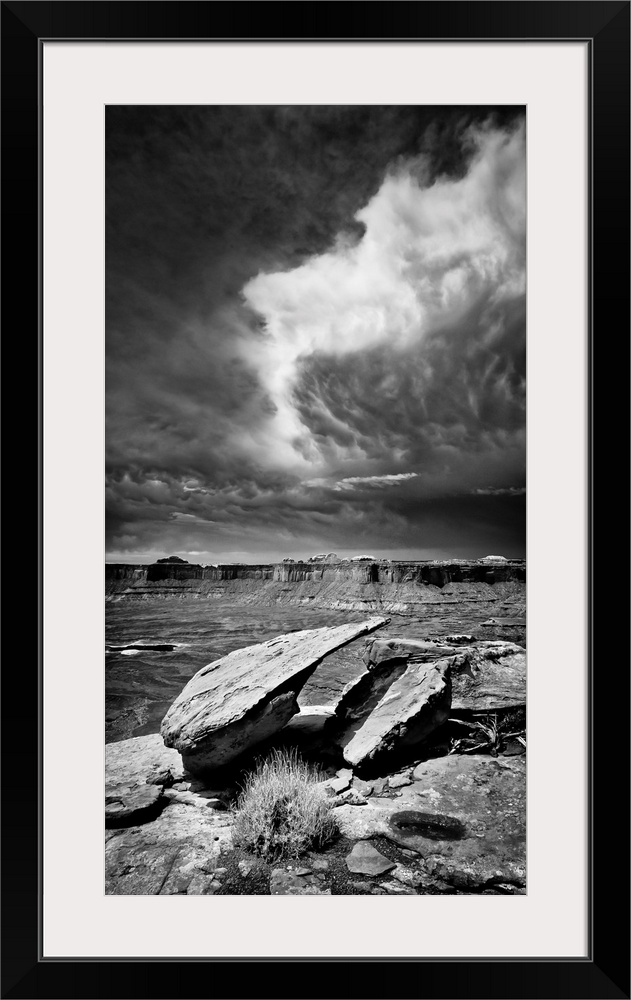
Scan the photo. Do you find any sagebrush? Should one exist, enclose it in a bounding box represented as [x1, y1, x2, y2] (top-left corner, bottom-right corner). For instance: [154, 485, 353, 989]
[231, 748, 338, 860]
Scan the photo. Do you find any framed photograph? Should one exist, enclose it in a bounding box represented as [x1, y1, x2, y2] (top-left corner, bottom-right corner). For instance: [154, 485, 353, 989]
[4, 2, 628, 997]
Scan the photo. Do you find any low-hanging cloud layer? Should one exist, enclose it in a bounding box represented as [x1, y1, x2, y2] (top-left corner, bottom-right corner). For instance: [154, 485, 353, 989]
[106, 107, 525, 563]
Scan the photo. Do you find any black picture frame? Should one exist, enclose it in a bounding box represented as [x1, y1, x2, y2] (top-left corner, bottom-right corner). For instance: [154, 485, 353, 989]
[3, 2, 629, 997]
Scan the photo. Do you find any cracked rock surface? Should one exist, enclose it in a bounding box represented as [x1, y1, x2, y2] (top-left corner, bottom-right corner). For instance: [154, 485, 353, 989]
[336, 755, 526, 891]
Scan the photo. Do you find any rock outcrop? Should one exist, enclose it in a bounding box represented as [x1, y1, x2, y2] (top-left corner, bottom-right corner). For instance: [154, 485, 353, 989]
[105, 733, 186, 826]
[104, 730, 526, 895]
[445, 641, 526, 711]
[335, 755, 526, 891]
[106, 802, 233, 894]
[161, 617, 389, 773]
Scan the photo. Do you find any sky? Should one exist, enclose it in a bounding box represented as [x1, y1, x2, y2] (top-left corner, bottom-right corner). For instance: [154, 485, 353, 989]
[106, 106, 526, 564]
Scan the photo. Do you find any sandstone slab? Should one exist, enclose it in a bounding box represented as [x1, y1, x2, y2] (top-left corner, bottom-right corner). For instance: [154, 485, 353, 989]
[345, 842, 396, 876]
[343, 660, 451, 769]
[105, 802, 233, 894]
[161, 617, 388, 773]
[334, 755, 525, 892]
[105, 783, 163, 828]
[106, 733, 186, 788]
[105, 734, 187, 827]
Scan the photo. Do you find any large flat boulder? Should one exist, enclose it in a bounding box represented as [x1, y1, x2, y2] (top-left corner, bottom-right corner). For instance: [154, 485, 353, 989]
[342, 660, 451, 770]
[161, 617, 389, 773]
[335, 755, 526, 891]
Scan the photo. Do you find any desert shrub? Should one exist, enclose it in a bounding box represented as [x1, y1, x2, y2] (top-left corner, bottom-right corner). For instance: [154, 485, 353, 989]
[448, 710, 526, 757]
[231, 748, 338, 860]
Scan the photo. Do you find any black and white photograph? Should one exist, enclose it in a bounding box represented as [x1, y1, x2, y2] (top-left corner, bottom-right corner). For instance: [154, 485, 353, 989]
[105, 105, 527, 897]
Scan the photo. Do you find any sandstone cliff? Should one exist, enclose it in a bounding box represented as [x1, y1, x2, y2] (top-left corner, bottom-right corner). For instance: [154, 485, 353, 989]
[105, 558, 525, 613]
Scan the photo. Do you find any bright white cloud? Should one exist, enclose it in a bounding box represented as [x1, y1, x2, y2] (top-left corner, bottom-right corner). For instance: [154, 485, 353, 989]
[334, 473, 419, 491]
[242, 122, 525, 472]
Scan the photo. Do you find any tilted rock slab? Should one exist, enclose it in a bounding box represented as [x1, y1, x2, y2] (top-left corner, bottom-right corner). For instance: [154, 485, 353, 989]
[334, 755, 526, 892]
[332, 638, 458, 751]
[445, 641, 525, 711]
[342, 659, 451, 769]
[161, 617, 389, 773]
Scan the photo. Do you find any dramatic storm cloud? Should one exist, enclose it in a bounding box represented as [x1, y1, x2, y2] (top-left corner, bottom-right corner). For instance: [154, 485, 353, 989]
[106, 107, 525, 562]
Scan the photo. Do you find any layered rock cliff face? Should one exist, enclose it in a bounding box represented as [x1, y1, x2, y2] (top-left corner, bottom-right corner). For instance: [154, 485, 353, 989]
[105, 559, 525, 611]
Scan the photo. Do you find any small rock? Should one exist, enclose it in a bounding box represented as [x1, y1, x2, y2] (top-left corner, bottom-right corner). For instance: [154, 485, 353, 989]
[322, 776, 351, 795]
[270, 869, 330, 895]
[401, 848, 417, 858]
[349, 880, 373, 892]
[172, 781, 192, 791]
[481, 619, 499, 627]
[238, 859, 255, 877]
[204, 798, 227, 810]
[352, 778, 374, 797]
[392, 866, 422, 887]
[346, 842, 396, 876]
[146, 769, 175, 787]
[388, 773, 412, 789]
[335, 790, 367, 807]
[186, 873, 219, 895]
[336, 768, 353, 783]
[214, 867, 227, 875]
[307, 855, 329, 871]
[171, 876, 192, 894]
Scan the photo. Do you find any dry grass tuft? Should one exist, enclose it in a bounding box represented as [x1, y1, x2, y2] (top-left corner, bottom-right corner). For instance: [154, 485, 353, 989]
[231, 748, 338, 860]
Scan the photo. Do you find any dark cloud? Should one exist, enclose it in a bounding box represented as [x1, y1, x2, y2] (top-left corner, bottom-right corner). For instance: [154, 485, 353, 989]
[106, 107, 525, 561]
